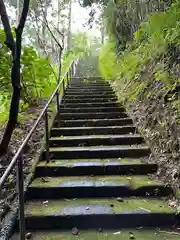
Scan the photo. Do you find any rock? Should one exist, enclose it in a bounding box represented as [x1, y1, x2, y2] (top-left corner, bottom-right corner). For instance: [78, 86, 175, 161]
[41, 177, 49, 183]
[25, 232, 32, 239]
[97, 228, 102, 232]
[72, 227, 79, 235]
[117, 197, 123, 202]
[86, 207, 90, 210]
[169, 201, 177, 208]
[129, 232, 135, 239]
[113, 231, 121, 235]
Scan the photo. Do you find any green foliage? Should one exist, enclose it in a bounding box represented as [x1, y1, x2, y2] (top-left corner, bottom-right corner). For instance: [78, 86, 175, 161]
[0, 29, 56, 126]
[102, 0, 171, 51]
[98, 41, 118, 79]
[21, 46, 55, 103]
[99, 1, 180, 113]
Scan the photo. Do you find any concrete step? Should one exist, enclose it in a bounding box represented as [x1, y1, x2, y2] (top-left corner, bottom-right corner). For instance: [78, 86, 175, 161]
[23, 198, 178, 229]
[65, 89, 115, 94]
[55, 112, 128, 120]
[43, 145, 150, 160]
[54, 118, 133, 127]
[51, 126, 136, 136]
[12, 229, 180, 240]
[27, 175, 173, 199]
[63, 98, 117, 103]
[60, 102, 122, 108]
[35, 158, 157, 177]
[58, 107, 125, 113]
[68, 86, 112, 90]
[69, 83, 110, 87]
[49, 134, 144, 147]
[64, 94, 116, 99]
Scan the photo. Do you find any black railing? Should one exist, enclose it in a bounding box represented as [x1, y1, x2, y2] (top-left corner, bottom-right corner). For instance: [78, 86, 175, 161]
[0, 59, 78, 240]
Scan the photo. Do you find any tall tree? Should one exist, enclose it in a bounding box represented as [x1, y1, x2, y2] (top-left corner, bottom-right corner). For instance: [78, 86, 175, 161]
[67, 0, 72, 50]
[0, 0, 30, 156]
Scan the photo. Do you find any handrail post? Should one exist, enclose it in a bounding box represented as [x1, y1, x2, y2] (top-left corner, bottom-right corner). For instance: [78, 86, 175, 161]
[56, 91, 60, 113]
[67, 72, 69, 87]
[17, 154, 25, 240]
[72, 62, 74, 78]
[62, 78, 65, 95]
[45, 110, 49, 162]
[69, 68, 71, 83]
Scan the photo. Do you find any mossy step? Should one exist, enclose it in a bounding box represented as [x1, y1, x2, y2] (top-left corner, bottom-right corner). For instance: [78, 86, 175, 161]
[50, 134, 142, 140]
[51, 126, 135, 136]
[46, 145, 150, 160]
[38, 158, 145, 166]
[23, 198, 179, 229]
[60, 102, 120, 107]
[68, 87, 113, 91]
[64, 94, 116, 99]
[49, 134, 144, 147]
[69, 81, 111, 87]
[27, 175, 172, 198]
[63, 98, 117, 103]
[59, 107, 125, 113]
[35, 158, 157, 177]
[31, 175, 163, 188]
[25, 198, 175, 216]
[13, 229, 180, 240]
[65, 90, 115, 94]
[54, 118, 133, 127]
[56, 112, 127, 120]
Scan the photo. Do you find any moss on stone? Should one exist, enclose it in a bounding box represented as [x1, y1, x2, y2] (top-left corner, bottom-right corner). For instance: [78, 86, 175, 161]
[30, 175, 162, 189]
[49, 144, 148, 152]
[37, 158, 143, 167]
[25, 197, 174, 216]
[18, 230, 180, 240]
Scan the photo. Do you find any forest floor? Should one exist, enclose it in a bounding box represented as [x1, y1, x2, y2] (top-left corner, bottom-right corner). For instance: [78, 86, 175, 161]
[0, 103, 48, 227]
[112, 80, 180, 199]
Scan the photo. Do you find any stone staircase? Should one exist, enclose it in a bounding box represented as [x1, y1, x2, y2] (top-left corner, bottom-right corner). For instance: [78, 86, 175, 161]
[16, 77, 180, 239]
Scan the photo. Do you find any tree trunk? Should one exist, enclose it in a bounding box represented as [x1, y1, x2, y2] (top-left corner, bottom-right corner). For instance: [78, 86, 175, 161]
[0, 0, 30, 156]
[67, 0, 72, 50]
[0, 31, 22, 156]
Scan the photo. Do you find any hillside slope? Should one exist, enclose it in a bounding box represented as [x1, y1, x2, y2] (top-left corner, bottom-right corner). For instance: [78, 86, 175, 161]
[99, 1, 180, 191]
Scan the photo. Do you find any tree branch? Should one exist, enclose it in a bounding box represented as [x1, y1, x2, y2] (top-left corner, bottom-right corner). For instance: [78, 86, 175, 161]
[0, 0, 15, 51]
[38, 0, 63, 50]
[16, 0, 30, 35]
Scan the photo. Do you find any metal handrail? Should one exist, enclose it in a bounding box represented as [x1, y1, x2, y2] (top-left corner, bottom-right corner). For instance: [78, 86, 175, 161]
[0, 59, 78, 240]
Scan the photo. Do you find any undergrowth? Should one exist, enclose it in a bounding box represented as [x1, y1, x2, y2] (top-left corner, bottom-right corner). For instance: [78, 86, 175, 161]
[99, 1, 180, 188]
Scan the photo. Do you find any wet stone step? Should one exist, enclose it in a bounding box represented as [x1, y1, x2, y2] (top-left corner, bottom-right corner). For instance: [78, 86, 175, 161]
[51, 126, 136, 136]
[68, 86, 113, 90]
[23, 198, 178, 229]
[69, 83, 110, 87]
[65, 90, 115, 94]
[27, 175, 173, 199]
[62, 98, 117, 103]
[49, 134, 144, 147]
[43, 145, 150, 160]
[60, 102, 122, 108]
[58, 107, 125, 113]
[12, 229, 180, 240]
[64, 94, 116, 99]
[55, 112, 128, 120]
[54, 118, 133, 127]
[35, 158, 157, 177]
